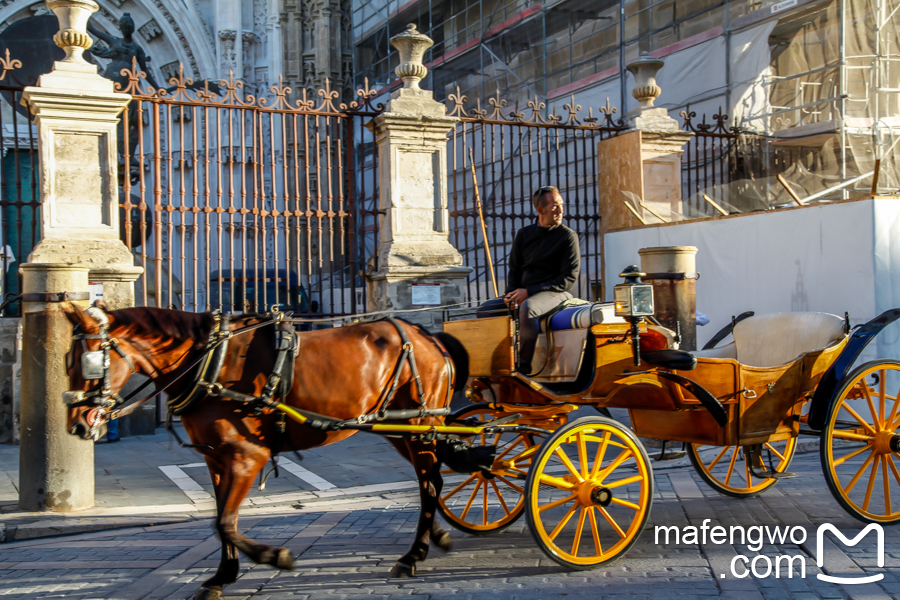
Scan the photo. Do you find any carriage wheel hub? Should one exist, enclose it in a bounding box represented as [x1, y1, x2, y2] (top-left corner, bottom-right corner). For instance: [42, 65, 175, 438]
[575, 480, 613, 507]
[874, 430, 900, 455]
[591, 487, 613, 507]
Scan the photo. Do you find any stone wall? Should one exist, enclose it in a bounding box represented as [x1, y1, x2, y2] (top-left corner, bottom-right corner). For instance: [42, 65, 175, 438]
[0, 318, 21, 444]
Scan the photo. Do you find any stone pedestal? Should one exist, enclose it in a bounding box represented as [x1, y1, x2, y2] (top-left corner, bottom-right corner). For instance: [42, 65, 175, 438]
[18, 263, 93, 512]
[639, 246, 698, 351]
[22, 64, 142, 294]
[365, 57, 471, 331]
[637, 129, 694, 221]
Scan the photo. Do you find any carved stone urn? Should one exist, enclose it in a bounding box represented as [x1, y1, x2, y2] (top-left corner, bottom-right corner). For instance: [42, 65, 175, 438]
[626, 52, 665, 109]
[390, 24, 433, 90]
[46, 0, 97, 64]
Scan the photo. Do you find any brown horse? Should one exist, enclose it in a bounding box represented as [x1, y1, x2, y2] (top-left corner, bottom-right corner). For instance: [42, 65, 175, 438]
[62, 304, 468, 600]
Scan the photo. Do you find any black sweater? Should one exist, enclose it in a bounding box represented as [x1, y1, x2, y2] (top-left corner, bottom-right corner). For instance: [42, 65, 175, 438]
[505, 223, 580, 296]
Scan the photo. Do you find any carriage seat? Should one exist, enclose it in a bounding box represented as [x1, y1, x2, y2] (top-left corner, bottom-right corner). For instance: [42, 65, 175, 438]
[542, 302, 625, 332]
[693, 312, 846, 368]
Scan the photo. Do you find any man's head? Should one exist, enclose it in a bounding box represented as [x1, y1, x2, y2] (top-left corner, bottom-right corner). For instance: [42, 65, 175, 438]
[532, 186, 564, 228]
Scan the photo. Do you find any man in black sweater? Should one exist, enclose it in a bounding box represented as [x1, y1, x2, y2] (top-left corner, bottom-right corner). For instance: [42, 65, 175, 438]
[477, 186, 580, 374]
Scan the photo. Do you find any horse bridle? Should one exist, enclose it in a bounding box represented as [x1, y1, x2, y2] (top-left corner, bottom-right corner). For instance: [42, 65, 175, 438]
[63, 307, 136, 409]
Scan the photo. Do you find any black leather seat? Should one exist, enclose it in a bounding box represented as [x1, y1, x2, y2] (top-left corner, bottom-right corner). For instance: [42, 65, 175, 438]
[640, 349, 698, 371]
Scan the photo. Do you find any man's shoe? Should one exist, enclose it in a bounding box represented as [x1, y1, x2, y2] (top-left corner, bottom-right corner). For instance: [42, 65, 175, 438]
[101, 437, 120, 444]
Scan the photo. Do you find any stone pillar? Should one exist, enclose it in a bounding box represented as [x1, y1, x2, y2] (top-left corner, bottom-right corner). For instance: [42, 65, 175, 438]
[366, 25, 471, 331]
[18, 263, 93, 511]
[624, 53, 694, 223]
[21, 0, 145, 439]
[22, 1, 143, 293]
[596, 53, 694, 297]
[639, 246, 698, 351]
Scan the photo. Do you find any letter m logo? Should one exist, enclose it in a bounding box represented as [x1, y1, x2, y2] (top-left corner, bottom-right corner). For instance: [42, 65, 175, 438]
[816, 523, 884, 584]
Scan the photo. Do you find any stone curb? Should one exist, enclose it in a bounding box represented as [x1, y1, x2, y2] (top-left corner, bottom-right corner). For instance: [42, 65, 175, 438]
[0, 515, 196, 543]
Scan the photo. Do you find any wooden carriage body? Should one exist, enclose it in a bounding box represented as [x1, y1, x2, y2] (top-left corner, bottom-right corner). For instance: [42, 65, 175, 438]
[444, 307, 848, 448]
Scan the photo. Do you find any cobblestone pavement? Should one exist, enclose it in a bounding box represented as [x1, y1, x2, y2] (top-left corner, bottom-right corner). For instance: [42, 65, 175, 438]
[2, 448, 899, 600]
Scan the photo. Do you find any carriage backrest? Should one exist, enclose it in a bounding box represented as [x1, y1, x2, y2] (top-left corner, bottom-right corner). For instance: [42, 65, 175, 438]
[731, 312, 846, 368]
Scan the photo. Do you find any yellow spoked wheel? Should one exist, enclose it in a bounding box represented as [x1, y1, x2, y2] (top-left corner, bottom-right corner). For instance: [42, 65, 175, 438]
[687, 439, 797, 498]
[437, 406, 546, 535]
[525, 417, 653, 569]
[821, 359, 900, 524]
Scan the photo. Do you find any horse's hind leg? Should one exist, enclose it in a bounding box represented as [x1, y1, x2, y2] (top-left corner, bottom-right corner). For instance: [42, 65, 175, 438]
[388, 439, 443, 577]
[195, 459, 240, 600]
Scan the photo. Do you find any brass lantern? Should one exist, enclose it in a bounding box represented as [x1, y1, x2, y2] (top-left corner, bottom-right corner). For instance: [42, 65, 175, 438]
[614, 265, 654, 318]
[614, 265, 654, 365]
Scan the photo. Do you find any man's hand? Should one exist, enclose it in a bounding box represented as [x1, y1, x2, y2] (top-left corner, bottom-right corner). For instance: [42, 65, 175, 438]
[504, 288, 529, 307]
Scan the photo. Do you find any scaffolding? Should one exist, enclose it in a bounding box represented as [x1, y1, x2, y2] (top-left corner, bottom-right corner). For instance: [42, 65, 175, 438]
[352, 0, 900, 203]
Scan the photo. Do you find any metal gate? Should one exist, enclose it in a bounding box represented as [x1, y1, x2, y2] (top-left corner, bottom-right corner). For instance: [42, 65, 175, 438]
[120, 64, 383, 316]
[446, 90, 625, 304]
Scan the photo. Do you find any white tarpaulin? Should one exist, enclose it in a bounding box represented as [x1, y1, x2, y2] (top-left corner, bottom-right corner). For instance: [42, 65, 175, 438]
[730, 21, 778, 131]
[873, 201, 900, 361]
[632, 35, 728, 116]
[604, 200, 880, 359]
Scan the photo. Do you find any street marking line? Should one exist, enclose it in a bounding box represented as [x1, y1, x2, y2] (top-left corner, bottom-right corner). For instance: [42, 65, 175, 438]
[276, 457, 336, 490]
[158, 465, 214, 503]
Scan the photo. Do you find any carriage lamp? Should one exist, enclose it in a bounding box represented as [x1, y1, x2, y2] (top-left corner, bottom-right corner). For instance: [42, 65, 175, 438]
[614, 266, 654, 318]
[614, 265, 655, 366]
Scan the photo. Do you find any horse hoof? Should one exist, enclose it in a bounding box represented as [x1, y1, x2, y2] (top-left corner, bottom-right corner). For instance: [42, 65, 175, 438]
[193, 587, 222, 600]
[275, 547, 294, 571]
[390, 562, 416, 578]
[433, 531, 453, 552]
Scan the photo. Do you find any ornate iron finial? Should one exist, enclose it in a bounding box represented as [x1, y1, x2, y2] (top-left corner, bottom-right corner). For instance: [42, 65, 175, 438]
[389, 24, 433, 90]
[626, 52, 664, 109]
[47, 0, 98, 64]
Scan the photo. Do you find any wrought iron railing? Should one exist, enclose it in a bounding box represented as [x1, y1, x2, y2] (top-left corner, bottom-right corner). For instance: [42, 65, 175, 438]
[680, 109, 744, 218]
[0, 50, 36, 317]
[446, 89, 626, 304]
[118, 62, 383, 316]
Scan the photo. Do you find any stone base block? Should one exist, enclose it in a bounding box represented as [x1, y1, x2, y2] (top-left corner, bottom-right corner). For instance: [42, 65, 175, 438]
[368, 266, 472, 332]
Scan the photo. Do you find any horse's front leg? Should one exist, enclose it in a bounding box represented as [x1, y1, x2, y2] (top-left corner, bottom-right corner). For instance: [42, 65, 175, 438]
[194, 458, 240, 600]
[388, 438, 443, 577]
[214, 447, 294, 570]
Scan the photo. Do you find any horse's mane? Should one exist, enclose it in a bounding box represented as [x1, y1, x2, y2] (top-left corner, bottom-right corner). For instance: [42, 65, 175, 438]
[108, 307, 216, 348]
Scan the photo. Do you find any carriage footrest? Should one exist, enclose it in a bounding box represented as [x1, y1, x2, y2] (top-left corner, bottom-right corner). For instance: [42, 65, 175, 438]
[655, 450, 686, 461]
[748, 465, 796, 480]
[654, 440, 685, 461]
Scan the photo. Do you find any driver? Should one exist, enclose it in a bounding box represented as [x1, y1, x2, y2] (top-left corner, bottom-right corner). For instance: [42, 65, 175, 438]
[478, 185, 580, 374]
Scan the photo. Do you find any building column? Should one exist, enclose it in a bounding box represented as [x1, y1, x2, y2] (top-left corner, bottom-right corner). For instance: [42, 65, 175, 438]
[366, 25, 471, 331]
[18, 263, 92, 511]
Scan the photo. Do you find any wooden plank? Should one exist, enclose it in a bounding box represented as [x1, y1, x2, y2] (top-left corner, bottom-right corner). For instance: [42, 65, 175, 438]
[443, 316, 513, 376]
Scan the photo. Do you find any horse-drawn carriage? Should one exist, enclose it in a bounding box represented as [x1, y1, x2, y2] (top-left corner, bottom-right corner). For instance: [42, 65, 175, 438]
[60, 267, 900, 597]
[437, 267, 900, 568]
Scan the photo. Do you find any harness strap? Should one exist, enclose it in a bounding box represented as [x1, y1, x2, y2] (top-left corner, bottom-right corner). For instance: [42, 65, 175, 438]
[376, 317, 425, 418]
[258, 320, 297, 404]
[167, 312, 232, 415]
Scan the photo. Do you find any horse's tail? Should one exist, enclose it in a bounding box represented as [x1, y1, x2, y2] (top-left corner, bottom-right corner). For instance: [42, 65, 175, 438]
[434, 332, 469, 392]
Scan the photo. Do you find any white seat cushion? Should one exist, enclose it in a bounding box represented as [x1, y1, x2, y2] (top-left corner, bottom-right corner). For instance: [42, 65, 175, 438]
[732, 312, 845, 368]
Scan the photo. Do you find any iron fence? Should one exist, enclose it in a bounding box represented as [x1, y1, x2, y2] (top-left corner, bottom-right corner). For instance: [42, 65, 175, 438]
[679, 110, 744, 218]
[120, 64, 383, 316]
[446, 90, 626, 305]
[0, 51, 37, 317]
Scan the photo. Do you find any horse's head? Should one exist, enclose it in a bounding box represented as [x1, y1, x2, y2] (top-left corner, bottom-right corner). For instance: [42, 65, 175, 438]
[61, 302, 143, 441]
